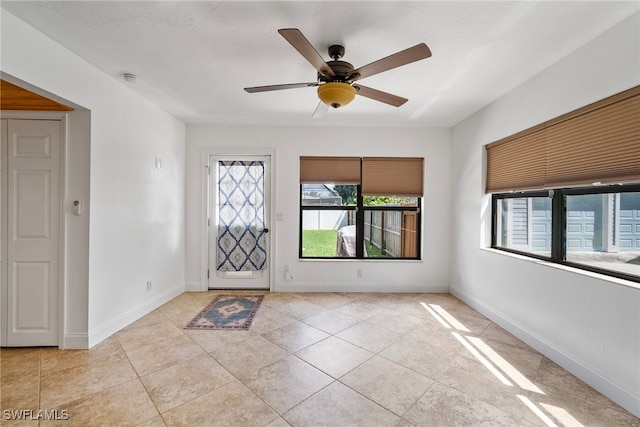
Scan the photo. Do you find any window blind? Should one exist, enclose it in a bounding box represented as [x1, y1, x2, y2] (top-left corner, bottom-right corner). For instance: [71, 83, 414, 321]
[362, 157, 424, 196]
[486, 85, 640, 193]
[299, 156, 360, 184]
[486, 127, 546, 192]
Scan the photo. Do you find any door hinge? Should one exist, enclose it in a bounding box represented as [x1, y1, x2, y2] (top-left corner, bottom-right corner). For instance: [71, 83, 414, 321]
[208, 217, 210, 227]
[206, 165, 210, 175]
[207, 269, 210, 279]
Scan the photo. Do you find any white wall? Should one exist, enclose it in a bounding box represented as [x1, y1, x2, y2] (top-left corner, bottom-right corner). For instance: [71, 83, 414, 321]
[1, 11, 186, 348]
[450, 13, 640, 416]
[186, 125, 451, 293]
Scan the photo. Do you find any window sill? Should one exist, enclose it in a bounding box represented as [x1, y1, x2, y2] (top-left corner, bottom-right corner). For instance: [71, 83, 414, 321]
[298, 258, 423, 263]
[480, 247, 640, 291]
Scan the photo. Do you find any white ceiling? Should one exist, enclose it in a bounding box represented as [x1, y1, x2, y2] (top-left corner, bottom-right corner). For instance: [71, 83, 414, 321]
[3, 1, 638, 128]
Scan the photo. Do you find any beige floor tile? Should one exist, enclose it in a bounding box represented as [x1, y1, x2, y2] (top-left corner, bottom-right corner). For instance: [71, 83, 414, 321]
[262, 294, 314, 314]
[284, 381, 399, 426]
[463, 334, 543, 383]
[40, 336, 123, 375]
[1, 348, 40, 383]
[521, 383, 640, 427]
[42, 379, 158, 427]
[261, 321, 329, 352]
[341, 355, 434, 416]
[243, 354, 333, 414]
[437, 350, 527, 417]
[403, 381, 520, 427]
[4, 291, 638, 426]
[333, 300, 386, 320]
[300, 309, 360, 335]
[298, 292, 355, 308]
[208, 333, 289, 379]
[480, 323, 536, 351]
[136, 415, 168, 427]
[365, 309, 427, 334]
[121, 310, 169, 331]
[39, 349, 137, 409]
[379, 333, 459, 380]
[296, 336, 373, 378]
[269, 298, 327, 321]
[124, 333, 206, 377]
[0, 378, 40, 412]
[116, 318, 186, 352]
[533, 357, 626, 410]
[184, 328, 257, 353]
[249, 306, 297, 335]
[140, 354, 234, 412]
[163, 380, 278, 427]
[337, 321, 402, 353]
[264, 416, 292, 427]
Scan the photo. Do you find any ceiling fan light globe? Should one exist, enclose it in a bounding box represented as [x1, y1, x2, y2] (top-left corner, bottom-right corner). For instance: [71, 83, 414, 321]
[317, 82, 356, 108]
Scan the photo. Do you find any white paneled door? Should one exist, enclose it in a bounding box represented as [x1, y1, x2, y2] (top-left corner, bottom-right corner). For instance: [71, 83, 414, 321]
[208, 156, 270, 289]
[1, 119, 61, 346]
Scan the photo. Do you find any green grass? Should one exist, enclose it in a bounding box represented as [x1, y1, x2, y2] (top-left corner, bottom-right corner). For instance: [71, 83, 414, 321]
[302, 229, 386, 257]
[302, 229, 338, 257]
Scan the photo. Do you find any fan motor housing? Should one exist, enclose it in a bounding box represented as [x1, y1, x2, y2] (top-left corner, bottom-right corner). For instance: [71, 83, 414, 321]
[319, 60, 354, 83]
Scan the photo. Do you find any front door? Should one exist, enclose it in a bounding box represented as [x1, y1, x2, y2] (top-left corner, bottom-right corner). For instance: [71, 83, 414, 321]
[1, 119, 61, 346]
[208, 156, 270, 289]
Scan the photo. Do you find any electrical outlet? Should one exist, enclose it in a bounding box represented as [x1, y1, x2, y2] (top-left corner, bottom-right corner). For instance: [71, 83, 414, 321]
[284, 265, 294, 281]
[146, 280, 152, 291]
[357, 268, 363, 278]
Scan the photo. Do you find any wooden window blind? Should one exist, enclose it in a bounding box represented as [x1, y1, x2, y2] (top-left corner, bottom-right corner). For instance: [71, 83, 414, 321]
[486, 85, 640, 193]
[362, 157, 424, 196]
[299, 156, 360, 184]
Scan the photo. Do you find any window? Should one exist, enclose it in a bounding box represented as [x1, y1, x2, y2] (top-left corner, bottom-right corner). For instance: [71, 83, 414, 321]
[488, 85, 640, 282]
[300, 157, 423, 259]
[492, 186, 640, 282]
[493, 193, 552, 258]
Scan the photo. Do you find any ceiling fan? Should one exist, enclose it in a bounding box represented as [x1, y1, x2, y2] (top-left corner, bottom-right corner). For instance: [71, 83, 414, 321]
[244, 28, 432, 116]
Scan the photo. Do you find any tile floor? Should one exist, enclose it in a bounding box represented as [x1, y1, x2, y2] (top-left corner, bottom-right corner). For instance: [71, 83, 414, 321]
[1, 291, 638, 426]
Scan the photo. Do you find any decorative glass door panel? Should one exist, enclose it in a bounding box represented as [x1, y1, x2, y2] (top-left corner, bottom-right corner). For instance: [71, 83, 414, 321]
[208, 156, 270, 289]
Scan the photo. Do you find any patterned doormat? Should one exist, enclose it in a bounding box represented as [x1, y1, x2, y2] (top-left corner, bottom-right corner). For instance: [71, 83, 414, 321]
[185, 294, 264, 330]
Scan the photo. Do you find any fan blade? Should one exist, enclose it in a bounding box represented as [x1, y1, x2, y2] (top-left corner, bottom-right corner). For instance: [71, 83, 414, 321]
[349, 43, 431, 81]
[278, 29, 335, 77]
[244, 82, 318, 93]
[354, 85, 408, 107]
[312, 101, 329, 118]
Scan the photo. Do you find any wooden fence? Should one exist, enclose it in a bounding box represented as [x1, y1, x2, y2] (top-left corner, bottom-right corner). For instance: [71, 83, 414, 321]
[347, 210, 417, 257]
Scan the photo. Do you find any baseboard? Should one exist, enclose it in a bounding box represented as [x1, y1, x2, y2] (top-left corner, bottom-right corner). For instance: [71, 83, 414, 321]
[185, 281, 202, 292]
[61, 332, 89, 349]
[274, 281, 449, 293]
[450, 285, 640, 418]
[87, 284, 184, 349]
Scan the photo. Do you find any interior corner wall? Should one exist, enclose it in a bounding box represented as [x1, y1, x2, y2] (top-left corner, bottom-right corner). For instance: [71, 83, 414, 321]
[185, 125, 451, 293]
[1, 11, 186, 348]
[450, 13, 640, 417]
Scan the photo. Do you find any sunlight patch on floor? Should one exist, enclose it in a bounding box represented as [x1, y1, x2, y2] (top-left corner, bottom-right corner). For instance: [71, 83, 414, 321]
[420, 301, 587, 427]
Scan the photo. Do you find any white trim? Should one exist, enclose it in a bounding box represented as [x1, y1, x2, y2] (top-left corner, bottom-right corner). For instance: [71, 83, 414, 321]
[450, 285, 640, 418]
[185, 281, 201, 292]
[275, 281, 449, 293]
[0, 111, 67, 120]
[199, 147, 277, 292]
[62, 332, 89, 349]
[87, 283, 184, 348]
[58, 114, 68, 348]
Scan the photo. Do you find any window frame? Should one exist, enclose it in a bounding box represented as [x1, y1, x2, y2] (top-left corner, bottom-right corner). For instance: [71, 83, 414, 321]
[299, 184, 422, 260]
[491, 183, 640, 283]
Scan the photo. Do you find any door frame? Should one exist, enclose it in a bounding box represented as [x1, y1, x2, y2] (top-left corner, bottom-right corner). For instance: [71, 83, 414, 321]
[199, 147, 276, 292]
[0, 111, 68, 348]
